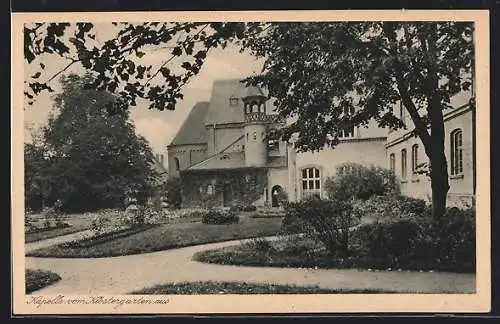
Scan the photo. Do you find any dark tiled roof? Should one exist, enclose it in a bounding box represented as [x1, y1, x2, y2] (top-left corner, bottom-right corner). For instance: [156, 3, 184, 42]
[243, 85, 265, 98]
[205, 79, 249, 125]
[188, 151, 246, 170]
[169, 101, 209, 146]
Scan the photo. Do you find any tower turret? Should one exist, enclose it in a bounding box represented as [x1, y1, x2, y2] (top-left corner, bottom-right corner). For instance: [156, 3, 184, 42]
[242, 86, 268, 167]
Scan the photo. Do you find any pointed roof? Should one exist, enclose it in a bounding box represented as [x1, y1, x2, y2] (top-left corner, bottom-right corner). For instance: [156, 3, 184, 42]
[243, 85, 265, 98]
[205, 78, 263, 125]
[169, 101, 209, 146]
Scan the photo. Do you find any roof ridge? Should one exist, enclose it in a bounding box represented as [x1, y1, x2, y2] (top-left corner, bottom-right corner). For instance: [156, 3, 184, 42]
[169, 101, 209, 146]
[186, 134, 245, 170]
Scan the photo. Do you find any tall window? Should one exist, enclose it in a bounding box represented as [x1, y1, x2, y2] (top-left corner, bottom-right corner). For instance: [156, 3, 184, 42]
[301, 167, 321, 199]
[450, 129, 463, 175]
[401, 149, 407, 179]
[411, 144, 418, 174]
[389, 153, 396, 173]
[174, 157, 180, 171]
[339, 106, 355, 138]
[399, 101, 407, 126]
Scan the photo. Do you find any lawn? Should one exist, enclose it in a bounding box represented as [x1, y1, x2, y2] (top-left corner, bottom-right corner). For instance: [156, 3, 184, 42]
[193, 235, 476, 273]
[25, 216, 95, 243]
[26, 216, 284, 258]
[25, 269, 62, 294]
[130, 281, 394, 294]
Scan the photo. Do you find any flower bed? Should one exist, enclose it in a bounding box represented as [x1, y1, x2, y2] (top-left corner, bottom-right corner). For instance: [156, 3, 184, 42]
[61, 224, 157, 248]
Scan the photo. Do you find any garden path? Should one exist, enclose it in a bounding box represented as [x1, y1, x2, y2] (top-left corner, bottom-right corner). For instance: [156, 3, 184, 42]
[25, 236, 475, 295]
[25, 230, 95, 253]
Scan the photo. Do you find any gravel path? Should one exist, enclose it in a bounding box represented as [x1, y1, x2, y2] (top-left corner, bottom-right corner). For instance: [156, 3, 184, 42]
[25, 235, 475, 295]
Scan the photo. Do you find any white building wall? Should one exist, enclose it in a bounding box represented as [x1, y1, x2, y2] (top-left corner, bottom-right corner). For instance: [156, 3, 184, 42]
[386, 105, 475, 208]
[294, 138, 388, 200]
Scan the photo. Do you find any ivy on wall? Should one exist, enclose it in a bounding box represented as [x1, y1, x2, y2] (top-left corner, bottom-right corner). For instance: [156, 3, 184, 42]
[180, 168, 269, 208]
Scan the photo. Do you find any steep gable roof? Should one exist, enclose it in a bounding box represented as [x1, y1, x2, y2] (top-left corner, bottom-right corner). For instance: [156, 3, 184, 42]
[169, 101, 209, 146]
[205, 78, 264, 125]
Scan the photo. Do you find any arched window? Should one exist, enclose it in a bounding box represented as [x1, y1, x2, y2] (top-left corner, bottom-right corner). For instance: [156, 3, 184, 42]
[401, 149, 407, 179]
[301, 167, 321, 199]
[411, 144, 418, 174]
[174, 157, 180, 171]
[450, 129, 463, 175]
[389, 153, 396, 173]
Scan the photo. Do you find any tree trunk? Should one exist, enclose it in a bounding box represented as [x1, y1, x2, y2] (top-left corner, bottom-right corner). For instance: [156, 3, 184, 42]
[430, 152, 450, 221]
[426, 22, 449, 221]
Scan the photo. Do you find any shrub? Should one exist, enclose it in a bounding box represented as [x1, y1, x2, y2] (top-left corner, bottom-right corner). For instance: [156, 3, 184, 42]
[202, 210, 239, 225]
[165, 177, 182, 209]
[413, 207, 475, 269]
[244, 238, 275, 253]
[352, 194, 428, 220]
[352, 207, 475, 271]
[282, 198, 357, 256]
[324, 163, 398, 201]
[353, 217, 421, 260]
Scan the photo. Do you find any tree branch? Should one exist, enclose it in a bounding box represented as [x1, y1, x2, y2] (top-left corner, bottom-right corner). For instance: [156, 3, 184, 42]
[382, 22, 432, 152]
[45, 59, 79, 83]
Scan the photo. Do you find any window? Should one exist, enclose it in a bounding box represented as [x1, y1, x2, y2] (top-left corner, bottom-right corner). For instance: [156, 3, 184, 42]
[389, 153, 396, 173]
[301, 167, 321, 199]
[399, 101, 406, 126]
[252, 131, 257, 140]
[339, 106, 355, 138]
[246, 133, 248, 141]
[411, 144, 418, 174]
[268, 139, 279, 151]
[401, 149, 407, 179]
[229, 96, 239, 106]
[174, 157, 180, 171]
[207, 184, 214, 195]
[450, 129, 463, 175]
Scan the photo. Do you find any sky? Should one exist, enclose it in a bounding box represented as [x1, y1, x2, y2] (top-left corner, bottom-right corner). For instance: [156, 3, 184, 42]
[23, 23, 265, 160]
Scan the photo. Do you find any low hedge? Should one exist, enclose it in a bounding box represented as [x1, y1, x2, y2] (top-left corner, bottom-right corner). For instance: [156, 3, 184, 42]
[201, 210, 239, 225]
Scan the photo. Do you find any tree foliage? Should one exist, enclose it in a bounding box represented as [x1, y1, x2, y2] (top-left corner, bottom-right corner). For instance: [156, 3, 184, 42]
[24, 22, 475, 219]
[25, 73, 158, 212]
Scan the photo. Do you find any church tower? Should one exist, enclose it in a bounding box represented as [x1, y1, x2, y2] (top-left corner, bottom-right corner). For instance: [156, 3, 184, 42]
[242, 86, 268, 167]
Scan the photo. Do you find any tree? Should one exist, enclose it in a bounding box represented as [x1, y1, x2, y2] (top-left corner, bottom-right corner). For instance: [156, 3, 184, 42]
[37, 72, 158, 212]
[24, 22, 474, 219]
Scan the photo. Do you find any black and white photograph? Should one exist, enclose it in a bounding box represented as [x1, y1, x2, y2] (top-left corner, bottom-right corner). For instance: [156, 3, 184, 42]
[12, 10, 490, 314]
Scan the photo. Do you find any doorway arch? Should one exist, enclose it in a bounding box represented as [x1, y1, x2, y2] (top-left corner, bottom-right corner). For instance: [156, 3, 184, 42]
[271, 185, 284, 207]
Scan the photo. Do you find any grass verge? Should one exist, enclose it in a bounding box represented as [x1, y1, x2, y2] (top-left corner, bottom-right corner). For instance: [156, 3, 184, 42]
[26, 269, 62, 294]
[130, 281, 396, 294]
[26, 217, 283, 258]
